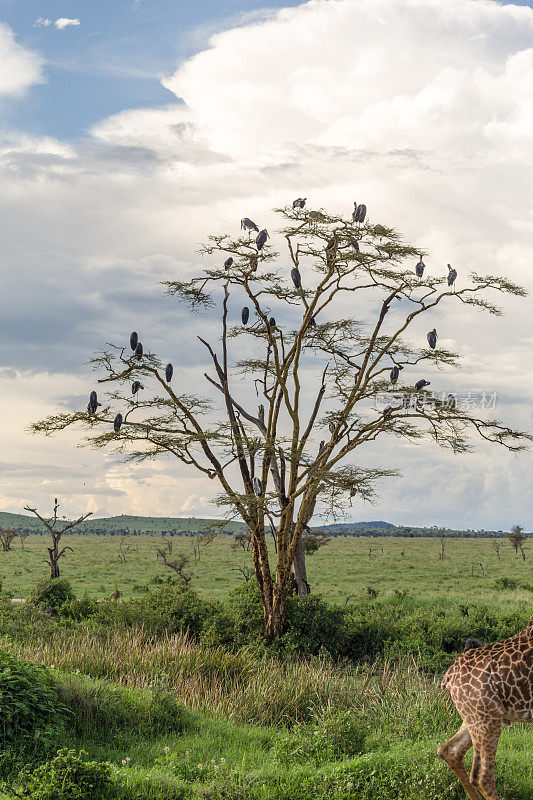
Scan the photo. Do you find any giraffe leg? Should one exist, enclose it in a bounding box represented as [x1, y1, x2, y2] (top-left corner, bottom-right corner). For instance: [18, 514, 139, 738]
[469, 720, 502, 800]
[438, 722, 482, 800]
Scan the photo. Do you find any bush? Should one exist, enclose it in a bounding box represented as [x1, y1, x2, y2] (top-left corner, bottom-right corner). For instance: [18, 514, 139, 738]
[92, 585, 218, 638]
[16, 749, 115, 800]
[60, 597, 99, 621]
[274, 706, 367, 764]
[202, 582, 346, 658]
[0, 651, 62, 744]
[31, 579, 75, 614]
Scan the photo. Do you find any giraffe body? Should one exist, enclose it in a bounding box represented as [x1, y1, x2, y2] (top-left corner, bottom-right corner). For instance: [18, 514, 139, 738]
[438, 616, 533, 800]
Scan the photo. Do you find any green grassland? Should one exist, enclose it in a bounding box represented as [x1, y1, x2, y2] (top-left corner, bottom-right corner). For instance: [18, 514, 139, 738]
[0, 533, 531, 799]
[1, 532, 530, 609]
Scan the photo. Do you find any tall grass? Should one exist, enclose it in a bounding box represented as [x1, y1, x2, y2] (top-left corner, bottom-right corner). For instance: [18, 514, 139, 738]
[0, 626, 453, 733]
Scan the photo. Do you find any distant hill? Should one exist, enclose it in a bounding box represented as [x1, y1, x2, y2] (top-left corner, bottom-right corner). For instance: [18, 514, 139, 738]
[0, 512, 525, 538]
[318, 521, 396, 533]
[0, 512, 246, 536]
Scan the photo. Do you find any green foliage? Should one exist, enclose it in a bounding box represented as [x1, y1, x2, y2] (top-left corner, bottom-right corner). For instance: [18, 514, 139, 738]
[15, 749, 115, 800]
[274, 706, 366, 764]
[157, 748, 231, 783]
[55, 673, 190, 738]
[60, 597, 99, 621]
[91, 585, 218, 637]
[202, 582, 345, 658]
[30, 579, 75, 614]
[0, 651, 62, 744]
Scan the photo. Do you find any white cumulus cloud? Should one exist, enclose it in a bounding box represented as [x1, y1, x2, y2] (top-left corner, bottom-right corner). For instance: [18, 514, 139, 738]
[54, 18, 81, 30]
[1, 0, 533, 526]
[0, 22, 43, 96]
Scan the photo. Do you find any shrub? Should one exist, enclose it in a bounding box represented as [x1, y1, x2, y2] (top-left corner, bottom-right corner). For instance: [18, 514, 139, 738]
[274, 706, 367, 764]
[0, 651, 62, 744]
[92, 585, 218, 638]
[203, 583, 346, 658]
[30, 579, 75, 614]
[16, 749, 115, 800]
[60, 597, 99, 621]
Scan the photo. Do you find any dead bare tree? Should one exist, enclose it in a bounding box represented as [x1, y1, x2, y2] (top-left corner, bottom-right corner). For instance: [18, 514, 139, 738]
[23, 499, 92, 578]
[31, 205, 531, 639]
[438, 531, 447, 560]
[117, 535, 135, 563]
[492, 541, 502, 562]
[156, 540, 193, 585]
[0, 528, 19, 552]
[192, 536, 203, 561]
[507, 524, 527, 561]
[233, 564, 254, 582]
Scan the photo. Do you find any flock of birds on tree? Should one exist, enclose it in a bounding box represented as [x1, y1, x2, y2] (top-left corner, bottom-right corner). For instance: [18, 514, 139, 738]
[87, 332, 174, 433]
[86, 198, 459, 461]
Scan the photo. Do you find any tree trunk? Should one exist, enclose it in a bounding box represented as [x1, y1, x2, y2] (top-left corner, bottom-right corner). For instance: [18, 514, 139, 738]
[292, 538, 310, 597]
[263, 582, 288, 641]
[49, 536, 60, 578]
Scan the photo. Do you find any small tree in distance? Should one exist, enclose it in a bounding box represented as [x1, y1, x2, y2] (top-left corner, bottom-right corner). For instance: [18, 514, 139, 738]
[31, 204, 531, 640]
[0, 528, 19, 552]
[24, 499, 92, 579]
[507, 524, 527, 561]
[156, 539, 194, 585]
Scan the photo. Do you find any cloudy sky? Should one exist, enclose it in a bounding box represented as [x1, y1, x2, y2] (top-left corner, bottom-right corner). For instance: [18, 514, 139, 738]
[0, 0, 532, 529]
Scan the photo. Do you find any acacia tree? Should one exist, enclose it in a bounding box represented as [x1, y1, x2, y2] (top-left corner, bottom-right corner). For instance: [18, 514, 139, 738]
[0, 528, 20, 552]
[32, 206, 530, 639]
[24, 499, 92, 578]
[507, 524, 527, 560]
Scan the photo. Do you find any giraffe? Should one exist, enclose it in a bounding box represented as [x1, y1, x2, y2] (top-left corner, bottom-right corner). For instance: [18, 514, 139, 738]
[438, 615, 533, 800]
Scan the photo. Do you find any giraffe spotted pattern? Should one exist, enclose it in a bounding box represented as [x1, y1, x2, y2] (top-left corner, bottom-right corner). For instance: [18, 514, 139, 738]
[438, 615, 533, 800]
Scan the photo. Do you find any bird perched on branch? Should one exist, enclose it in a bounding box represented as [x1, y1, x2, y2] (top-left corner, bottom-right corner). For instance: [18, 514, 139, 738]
[390, 365, 403, 384]
[354, 204, 367, 223]
[132, 381, 144, 396]
[87, 391, 101, 416]
[447, 264, 457, 289]
[256, 229, 269, 252]
[165, 364, 173, 383]
[291, 268, 302, 289]
[224, 257, 234, 270]
[129, 331, 138, 351]
[415, 257, 425, 278]
[427, 329, 438, 349]
[253, 477, 263, 497]
[292, 197, 306, 209]
[268, 317, 276, 330]
[240, 217, 259, 234]
[241, 307, 250, 325]
[415, 379, 431, 391]
[113, 413, 123, 432]
[135, 342, 143, 360]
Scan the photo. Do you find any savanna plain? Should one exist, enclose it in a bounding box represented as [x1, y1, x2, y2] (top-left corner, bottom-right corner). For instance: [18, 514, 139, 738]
[0, 532, 531, 799]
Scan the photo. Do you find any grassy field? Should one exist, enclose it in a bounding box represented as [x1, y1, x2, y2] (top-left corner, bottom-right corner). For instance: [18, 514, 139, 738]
[1, 625, 532, 800]
[1, 532, 531, 609]
[0, 534, 531, 799]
